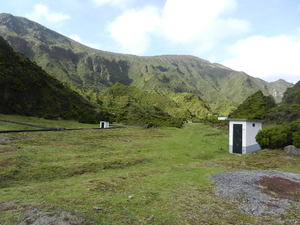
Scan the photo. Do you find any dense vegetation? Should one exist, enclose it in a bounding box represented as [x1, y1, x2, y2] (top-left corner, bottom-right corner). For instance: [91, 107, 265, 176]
[229, 91, 276, 119]
[256, 81, 300, 149]
[0, 13, 292, 116]
[264, 81, 300, 124]
[0, 36, 108, 123]
[283, 81, 300, 104]
[264, 104, 300, 124]
[81, 83, 187, 127]
[256, 120, 300, 149]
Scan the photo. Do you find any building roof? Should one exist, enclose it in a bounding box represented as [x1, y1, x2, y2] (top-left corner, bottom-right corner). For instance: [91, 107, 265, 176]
[227, 118, 264, 122]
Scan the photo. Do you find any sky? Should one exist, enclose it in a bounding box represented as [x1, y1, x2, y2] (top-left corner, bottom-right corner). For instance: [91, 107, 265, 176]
[1, 0, 300, 83]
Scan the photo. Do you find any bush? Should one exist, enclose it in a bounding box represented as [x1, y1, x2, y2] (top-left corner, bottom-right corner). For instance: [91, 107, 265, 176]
[292, 131, 300, 148]
[256, 125, 290, 149]
[256, 120, 300, 149]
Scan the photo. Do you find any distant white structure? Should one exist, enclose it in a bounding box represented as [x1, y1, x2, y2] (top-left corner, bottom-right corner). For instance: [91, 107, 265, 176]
[217, 117, 228, 121]
[99, 121, 109, 129]
[219, 118, 263, 154]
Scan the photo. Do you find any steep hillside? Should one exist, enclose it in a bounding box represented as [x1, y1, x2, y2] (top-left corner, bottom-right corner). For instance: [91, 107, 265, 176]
[264, 81, 300, 123]
[0, 36, 102, 122]
[0, 13, 292, 110]
[229, 91, 276, 119]
[98, 83, 185, 127]
[283, 81, 300, 104]
[97, 83, 211, 122]
[230, 81, 300, 123]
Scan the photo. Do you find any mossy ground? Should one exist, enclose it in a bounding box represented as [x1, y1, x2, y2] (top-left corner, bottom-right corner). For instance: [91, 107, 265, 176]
[0, 118, 299, 225]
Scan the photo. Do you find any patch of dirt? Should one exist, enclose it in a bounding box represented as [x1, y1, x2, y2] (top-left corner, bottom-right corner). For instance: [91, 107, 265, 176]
[0, 157, 16, 166]
[256, 176, 300, 201]
[0, 146, 18, 155]
[19, 209, 85, 225]
[0, 201, 86, 225]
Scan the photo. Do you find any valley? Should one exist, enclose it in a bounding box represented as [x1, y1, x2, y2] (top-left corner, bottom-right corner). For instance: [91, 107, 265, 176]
[1, 120, 299, 225]
[0, 10, 300, 225]
[0, 13, 292, 116]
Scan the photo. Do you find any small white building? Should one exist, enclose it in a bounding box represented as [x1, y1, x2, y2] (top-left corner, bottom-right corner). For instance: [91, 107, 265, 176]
[99, 121, 109, 129]
[228, 118, 263, 154]
[219, 118, 263, 154]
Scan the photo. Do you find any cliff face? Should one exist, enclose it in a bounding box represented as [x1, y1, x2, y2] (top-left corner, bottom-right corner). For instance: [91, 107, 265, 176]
[0, 36, 97, 120]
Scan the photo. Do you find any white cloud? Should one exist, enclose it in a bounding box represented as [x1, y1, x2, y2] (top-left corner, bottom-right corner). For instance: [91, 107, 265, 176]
[107, 0, 250, 54]
[26, 4, 70, 24]
[68, 34, 102, 49]
[92, 0, 135, 7]
[108, 7, 160, 54]
[223, 35, 300, 82]
[160, 0, 238, 43]
[68, 34, 82, 43]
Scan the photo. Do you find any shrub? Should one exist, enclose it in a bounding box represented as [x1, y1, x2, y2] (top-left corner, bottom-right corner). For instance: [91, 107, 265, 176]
[256, 125, 290, 149]
[292, 131, 300, 148]
[256, 120, 300, 149]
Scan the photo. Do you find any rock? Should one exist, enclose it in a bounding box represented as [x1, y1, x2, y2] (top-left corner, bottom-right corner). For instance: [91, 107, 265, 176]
[93, 207, 102, 211]
[147, 215, 154, 222]
[284, 145, 300, 156]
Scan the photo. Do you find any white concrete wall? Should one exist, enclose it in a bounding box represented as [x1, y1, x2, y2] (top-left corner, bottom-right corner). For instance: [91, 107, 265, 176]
[100, 121, 110, 129]
[245, 122, 262, 146]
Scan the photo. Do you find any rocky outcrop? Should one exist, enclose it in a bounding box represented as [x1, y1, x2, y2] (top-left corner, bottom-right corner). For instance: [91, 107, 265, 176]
[284, 145, 300, 156]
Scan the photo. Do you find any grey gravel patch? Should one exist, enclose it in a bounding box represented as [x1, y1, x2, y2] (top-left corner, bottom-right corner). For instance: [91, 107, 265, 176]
[19, 208, 86, 225]
[211, 170, 300, 216]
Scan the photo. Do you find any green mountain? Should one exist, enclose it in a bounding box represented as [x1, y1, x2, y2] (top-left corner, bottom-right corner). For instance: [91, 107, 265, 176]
[0, 36, 104, 122]
[95, 83, 185, 127]
[283, 81, 300, 104]
[263, 81, 300, 124]
[97, 83, 211, 123]
[229, 91, 276, 119]
[230, 81, 300, 123]
[0, 13, 293, 114]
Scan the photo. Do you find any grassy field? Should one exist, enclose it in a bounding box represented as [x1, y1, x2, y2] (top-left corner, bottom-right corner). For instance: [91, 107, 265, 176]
[0, 114, 100, 130]
[0, 121, 300, 224]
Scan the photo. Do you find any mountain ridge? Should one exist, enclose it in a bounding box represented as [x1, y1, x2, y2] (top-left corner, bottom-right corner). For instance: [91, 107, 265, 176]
[0, 35, 104, 122]
[0, 13, 293, 111]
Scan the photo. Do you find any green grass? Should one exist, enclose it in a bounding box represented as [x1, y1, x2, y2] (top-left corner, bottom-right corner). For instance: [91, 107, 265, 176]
[0, 114, 100, 130]
[0, 121, 299, 224]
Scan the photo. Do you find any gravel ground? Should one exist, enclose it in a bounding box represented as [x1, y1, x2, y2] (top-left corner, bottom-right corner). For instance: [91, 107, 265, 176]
[211, 170, 300, 216]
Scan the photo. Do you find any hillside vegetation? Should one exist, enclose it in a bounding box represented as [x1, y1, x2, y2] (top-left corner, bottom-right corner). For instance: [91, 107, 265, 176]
[79, 83, 212, 125]
[229, 91, 276, 119]
[265, 81, 300, 124]
[283, 81, 300, 104]
[0, 13, 292, 115]
[0, 36, 107, 123]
